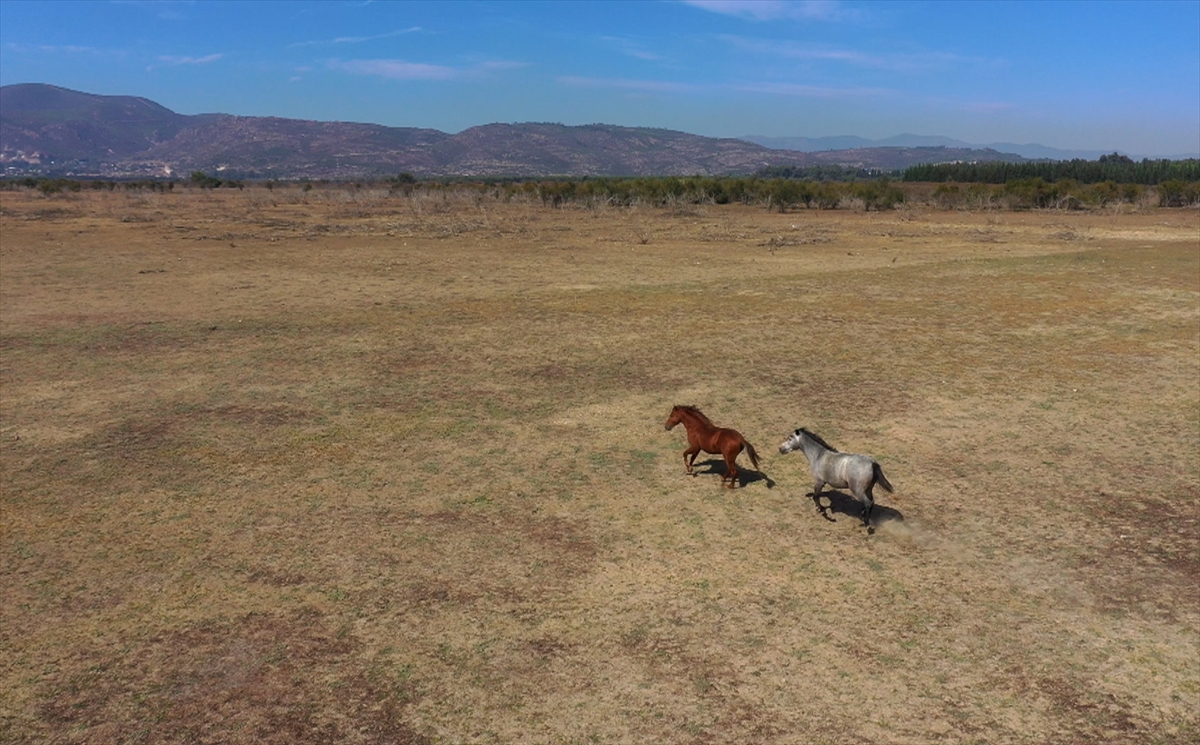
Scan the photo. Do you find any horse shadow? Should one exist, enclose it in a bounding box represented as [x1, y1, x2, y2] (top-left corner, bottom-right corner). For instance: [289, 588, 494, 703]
[810, 489, 904, 529]
[694, 458, 776, 489]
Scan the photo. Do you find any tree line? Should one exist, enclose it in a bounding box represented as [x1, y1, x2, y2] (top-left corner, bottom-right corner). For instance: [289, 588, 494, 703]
[5, 159, 1198, 210]
[903, 154, 1200, 185]
[0, 177, 177, 194]
[496, 176, 908, 211]
[754, 165, 892, 181]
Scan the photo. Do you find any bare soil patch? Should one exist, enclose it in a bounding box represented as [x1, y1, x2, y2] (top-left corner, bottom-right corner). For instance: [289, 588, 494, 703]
[2, 188, 1197, 744]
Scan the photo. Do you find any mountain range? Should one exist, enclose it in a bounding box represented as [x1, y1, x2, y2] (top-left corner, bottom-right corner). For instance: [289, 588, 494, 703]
[0, 83, 1047, 180]
[741, 135, 1197, 163]
[743, 134, 1089, 162]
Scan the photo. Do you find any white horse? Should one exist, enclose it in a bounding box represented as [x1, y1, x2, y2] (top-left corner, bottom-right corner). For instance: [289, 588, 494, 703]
[778, 428, 894, 527]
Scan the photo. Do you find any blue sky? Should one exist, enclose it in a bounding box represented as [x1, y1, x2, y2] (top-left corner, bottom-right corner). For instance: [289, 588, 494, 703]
[1, 0, 1197, 157]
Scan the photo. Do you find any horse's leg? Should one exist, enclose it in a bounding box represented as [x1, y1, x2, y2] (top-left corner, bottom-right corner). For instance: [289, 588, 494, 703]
[683, 447, 700, 475]
[811, 480, 830, 512]
[719, 441, 741, 487]
[860, 486, 875, 527]
[724, 455, 738, 488]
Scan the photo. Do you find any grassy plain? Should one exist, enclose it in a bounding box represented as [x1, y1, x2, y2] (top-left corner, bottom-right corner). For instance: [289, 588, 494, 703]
[1, 186, 1198, 744]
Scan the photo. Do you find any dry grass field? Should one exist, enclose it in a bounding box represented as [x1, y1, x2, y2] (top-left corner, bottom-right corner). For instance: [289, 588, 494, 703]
[2, 186, 1197, 745]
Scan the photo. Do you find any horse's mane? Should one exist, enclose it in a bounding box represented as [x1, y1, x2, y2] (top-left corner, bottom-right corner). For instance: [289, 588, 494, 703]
[800, 427, 839, 452]
[674, 405, 714, 427]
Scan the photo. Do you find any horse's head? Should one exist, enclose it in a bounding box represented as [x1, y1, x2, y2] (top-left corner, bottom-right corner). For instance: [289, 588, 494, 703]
[778, 428, 806, 454]
[664, 405, 684, 430]
[780, 427, 837, 455]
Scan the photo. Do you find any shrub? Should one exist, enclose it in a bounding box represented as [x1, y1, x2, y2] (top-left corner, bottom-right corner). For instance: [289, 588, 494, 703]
[1157, 180, 1200, 207]
[852, 178, 906, 210]
[36, 179, 82, 195]
[1003, 178, 1057, 209]
[932, 182, 963, 209]
[190, 171, 222, 189]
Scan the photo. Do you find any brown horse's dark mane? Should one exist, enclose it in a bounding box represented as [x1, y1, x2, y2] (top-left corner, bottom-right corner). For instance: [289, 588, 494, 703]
[674, 405, 714, 427]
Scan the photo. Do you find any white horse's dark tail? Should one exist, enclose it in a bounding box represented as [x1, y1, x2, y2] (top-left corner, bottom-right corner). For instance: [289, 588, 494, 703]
[873, 462, 894, 493]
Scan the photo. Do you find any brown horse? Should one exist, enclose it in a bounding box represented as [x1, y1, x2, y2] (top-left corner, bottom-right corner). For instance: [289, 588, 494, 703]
[664, 405, 761, 488]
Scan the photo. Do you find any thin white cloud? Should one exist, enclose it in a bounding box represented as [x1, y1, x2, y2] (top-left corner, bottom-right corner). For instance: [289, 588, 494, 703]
[557, 76, 698, 94]
[330, 59, 456, 80]
[956, 100, 1018, 114]
[328, 58, 525, 81]
[288, 27, 424, 49]
[682, 1, 859, 22]
[733, 80, 896, 99]
[719, 35, 988, 72]
[557, 74, 892, 100]
[289, 64, 313, 83]
[156, 53, 224, 66]
[5, 42, 115, 55]
[600, 36, 666, 62]
[477, 60, 527, 73]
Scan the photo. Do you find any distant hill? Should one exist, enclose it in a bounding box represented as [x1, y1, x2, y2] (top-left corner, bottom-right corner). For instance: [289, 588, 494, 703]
[2, 83, 1034, 179]
[740, 133, 1199, 163]
[0, 84, 210, 162]
[780, 145, 1025, 171]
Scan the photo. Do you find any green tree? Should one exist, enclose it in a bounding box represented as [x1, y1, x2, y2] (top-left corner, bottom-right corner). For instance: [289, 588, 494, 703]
[190, 171, 222, 189]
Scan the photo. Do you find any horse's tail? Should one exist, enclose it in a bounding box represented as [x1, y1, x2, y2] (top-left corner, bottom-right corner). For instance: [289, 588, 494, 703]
[873, 462, 894, 493]
[744, 440, 761, 470]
